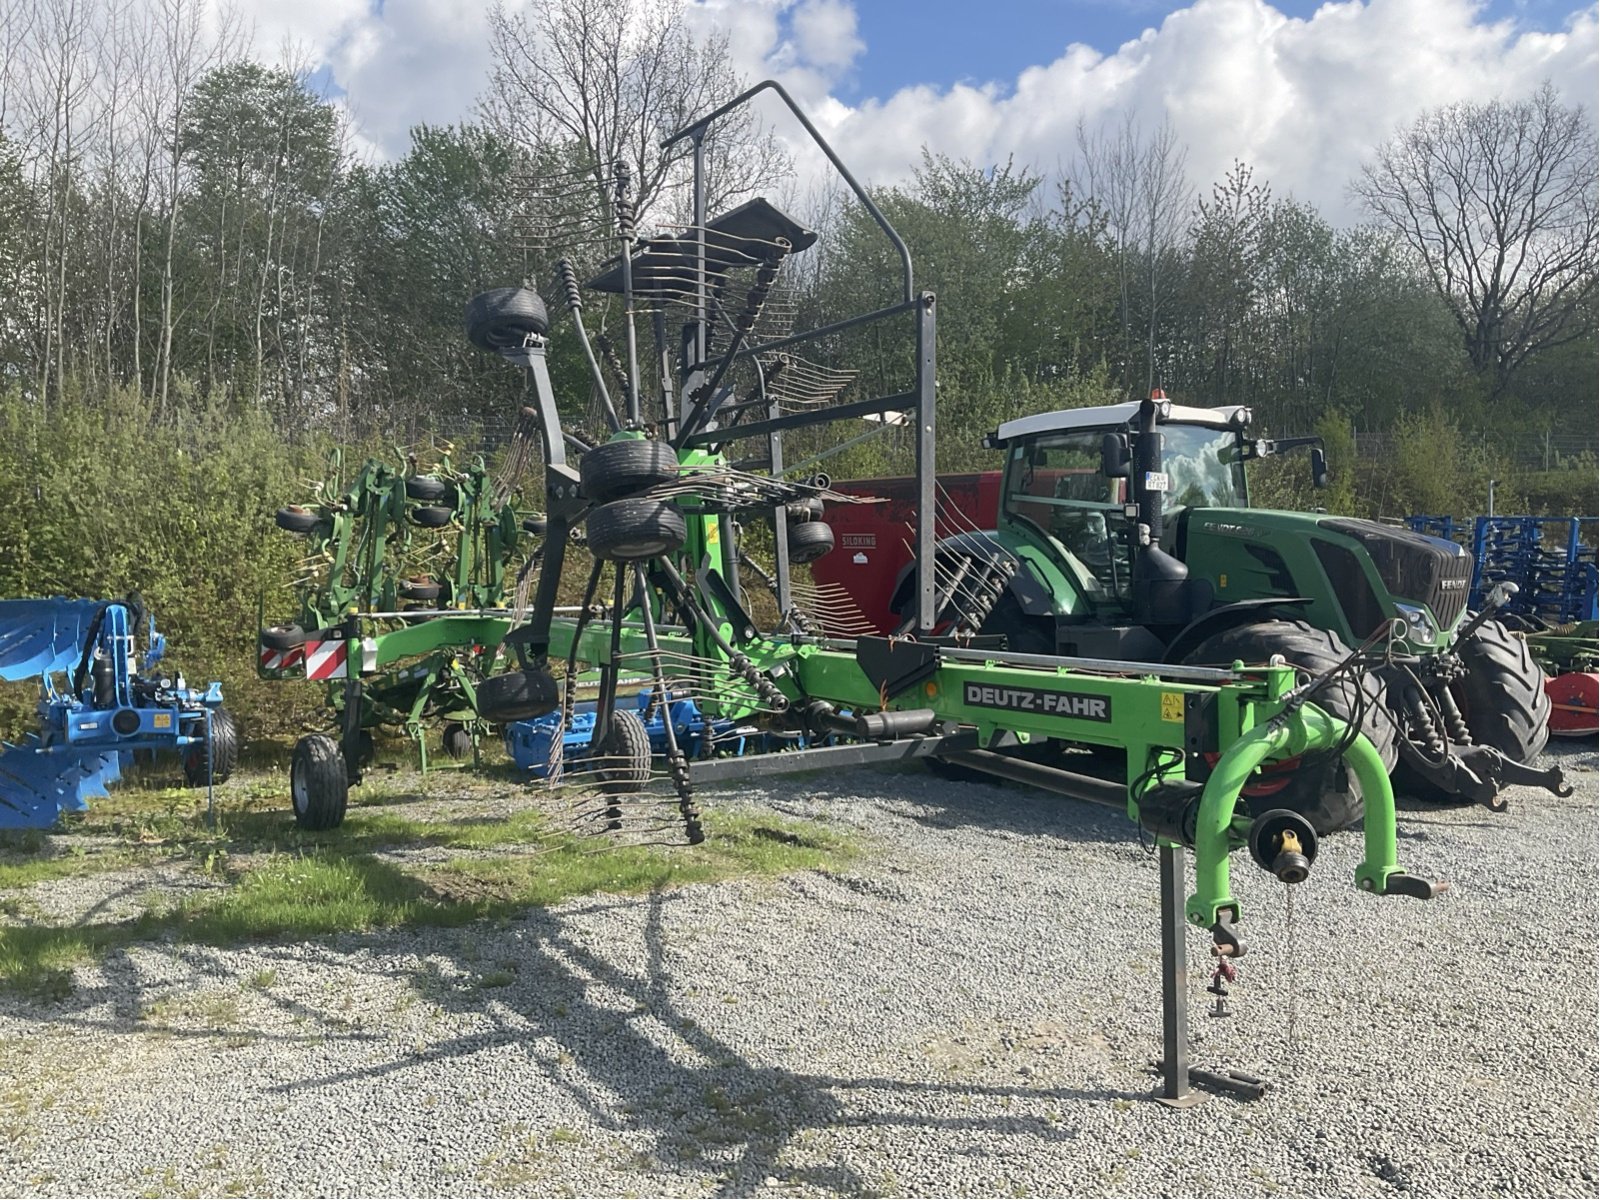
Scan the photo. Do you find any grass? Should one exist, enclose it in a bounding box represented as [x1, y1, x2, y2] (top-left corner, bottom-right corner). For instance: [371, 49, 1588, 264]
[0, 774, 859, 996]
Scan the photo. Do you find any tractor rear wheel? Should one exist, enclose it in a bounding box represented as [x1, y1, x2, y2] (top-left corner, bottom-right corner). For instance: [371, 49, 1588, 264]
[1181, 619, 1398, 835]
[291, 734, 348, 830]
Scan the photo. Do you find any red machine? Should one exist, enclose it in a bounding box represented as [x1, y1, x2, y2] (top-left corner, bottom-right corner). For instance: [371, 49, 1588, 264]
[816, 472, 1002, 634]
[1546, 672, 1599, 737]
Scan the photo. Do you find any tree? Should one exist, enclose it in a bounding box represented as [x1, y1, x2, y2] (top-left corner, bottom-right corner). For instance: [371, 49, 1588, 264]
[1353, 83, 1597, 399]
[1069, 113, 1190, 394]
[482, 0, 787, 250]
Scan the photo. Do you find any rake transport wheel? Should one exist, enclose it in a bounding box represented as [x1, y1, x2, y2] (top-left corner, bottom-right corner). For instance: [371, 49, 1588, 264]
[399, 576, 442, 601]
[586, 498, 688, 562]
[1181, 619, 1398, 835]
[465, 287, 549, 352]
[275, 506, 320, 534]
[785, 519, 835, 564]
[291, 734, 348, 830]
[579, 439, 679, 503]
[259, 624, 307, 650]
[411, 505, 454, 528]
[521, 514, 548, 537]
[442, 722, 473, 761]
[405, 476, 456, 503]
[595, 709, 652, 795]
[182, 707, 239, 786]
[476, 669, 561, 722]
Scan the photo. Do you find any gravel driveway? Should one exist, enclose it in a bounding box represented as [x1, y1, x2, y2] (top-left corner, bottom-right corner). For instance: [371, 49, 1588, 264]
[0, 742, 1594, 1197]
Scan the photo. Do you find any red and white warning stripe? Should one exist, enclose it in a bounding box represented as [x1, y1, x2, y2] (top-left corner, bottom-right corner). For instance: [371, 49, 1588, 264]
[259, 645, 306, 672]
[304, 636, 348, 681]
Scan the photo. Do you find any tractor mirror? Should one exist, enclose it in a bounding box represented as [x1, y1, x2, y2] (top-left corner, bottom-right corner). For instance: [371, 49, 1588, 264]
[1311, 447, 1328, 489]
[1101, 433, 1131, 478]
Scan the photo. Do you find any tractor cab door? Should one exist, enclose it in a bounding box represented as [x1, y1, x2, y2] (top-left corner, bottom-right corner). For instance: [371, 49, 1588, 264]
[1002, 432, 1133, 610]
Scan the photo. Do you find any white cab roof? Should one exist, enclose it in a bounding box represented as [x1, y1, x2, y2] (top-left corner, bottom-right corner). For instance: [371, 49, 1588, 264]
[994, 402, 1247, 444]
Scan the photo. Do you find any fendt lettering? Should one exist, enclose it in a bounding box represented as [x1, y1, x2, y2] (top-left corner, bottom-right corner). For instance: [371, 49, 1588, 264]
[962, 682, 1112, 722]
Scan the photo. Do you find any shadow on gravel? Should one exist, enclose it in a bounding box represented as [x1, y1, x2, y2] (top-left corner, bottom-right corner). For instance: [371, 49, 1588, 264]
[250, 889, 1133, 1195]
[705, 761, 1141, 853]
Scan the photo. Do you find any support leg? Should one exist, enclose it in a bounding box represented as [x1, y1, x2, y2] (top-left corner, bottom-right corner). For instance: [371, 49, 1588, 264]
[1155, 844, 1205, 1109]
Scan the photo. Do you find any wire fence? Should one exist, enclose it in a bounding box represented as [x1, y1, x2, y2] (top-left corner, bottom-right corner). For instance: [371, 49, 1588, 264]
[1353, 429, 1598, 470]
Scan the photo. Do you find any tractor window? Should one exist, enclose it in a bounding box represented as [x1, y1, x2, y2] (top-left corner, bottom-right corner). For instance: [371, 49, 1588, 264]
[1005, 433, 1131, 601]
[1160, 425, 1248, 510]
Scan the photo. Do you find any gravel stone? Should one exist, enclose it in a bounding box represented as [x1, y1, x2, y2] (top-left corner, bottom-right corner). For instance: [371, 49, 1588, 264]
[0, 741, 1593, 1197]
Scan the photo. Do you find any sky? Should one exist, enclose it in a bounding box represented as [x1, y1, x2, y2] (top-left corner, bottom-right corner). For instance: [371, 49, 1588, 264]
[245, 0, 1599, 225]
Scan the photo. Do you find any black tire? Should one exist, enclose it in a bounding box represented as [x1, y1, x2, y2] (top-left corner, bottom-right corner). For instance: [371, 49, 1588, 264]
[785, 497, 825, 523]
[275, 505, 320, 534]
[182, 707, 239, 786]
[580, 439, 679, 503]
[465, 287, 549, 352]
[1181, 619, 1399, 835]
[405, 476, 455, 503]
[399, 577, 442, 601]
[1449, 618, 1551, 762]
[259, 624, 307, 651]
[594, 709, 652, 794]
[411, 505, 453, 528]
[786, 519, 835, 565]
[442, 722, 472, 761]
[476, 669, 560, 722]
[291, 734, 348, 830]
[522, 514, 548, 537]
[586, 498, 687, 563]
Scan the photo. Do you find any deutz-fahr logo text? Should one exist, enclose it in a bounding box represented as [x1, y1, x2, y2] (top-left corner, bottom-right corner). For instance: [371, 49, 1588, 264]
[962, 682, 1112, 722]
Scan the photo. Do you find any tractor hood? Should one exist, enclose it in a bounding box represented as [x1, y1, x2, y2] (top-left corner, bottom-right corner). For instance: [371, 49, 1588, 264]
[1316, 518, 1474, 631]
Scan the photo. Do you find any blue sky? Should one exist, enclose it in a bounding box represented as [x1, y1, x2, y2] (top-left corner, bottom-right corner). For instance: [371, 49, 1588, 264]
[840, 0, 1581, 97]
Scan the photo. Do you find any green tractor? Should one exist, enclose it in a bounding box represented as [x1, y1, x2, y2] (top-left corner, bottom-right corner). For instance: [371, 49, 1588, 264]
[895, 392, 1558, 831]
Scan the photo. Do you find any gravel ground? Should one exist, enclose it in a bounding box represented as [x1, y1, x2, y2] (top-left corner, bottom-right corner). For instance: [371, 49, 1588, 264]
[0, 741, 1594, 1198]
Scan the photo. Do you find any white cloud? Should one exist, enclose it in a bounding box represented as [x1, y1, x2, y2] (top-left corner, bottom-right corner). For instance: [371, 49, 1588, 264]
[790, 0, 863, 71]
[243, 0, 1597, 223]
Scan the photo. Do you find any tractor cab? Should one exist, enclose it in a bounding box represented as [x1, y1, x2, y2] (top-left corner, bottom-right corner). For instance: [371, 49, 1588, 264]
[993, 400, 1252, 612]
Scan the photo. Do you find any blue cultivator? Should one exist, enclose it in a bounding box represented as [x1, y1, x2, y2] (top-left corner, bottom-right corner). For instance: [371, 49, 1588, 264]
[0, 598, 235, 829]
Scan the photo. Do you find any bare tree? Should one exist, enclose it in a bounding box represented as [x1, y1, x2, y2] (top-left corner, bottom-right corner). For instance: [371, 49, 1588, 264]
[1071, 112, 1190, 394]
[1353, 82, 1597, 398]
[482, 0, 787, 250]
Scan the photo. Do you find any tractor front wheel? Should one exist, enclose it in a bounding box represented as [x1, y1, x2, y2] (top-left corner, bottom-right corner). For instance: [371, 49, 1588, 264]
[1182, 619, 1398, 835]
[1450, 617, 1550, 763]
[291, 734, 348, 830]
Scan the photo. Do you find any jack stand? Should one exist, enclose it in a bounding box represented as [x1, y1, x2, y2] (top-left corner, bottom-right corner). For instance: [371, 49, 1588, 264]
[1152, 845, 1268, 1106]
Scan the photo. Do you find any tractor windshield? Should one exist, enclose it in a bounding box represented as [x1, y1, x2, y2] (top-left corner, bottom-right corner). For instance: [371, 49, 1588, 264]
[1159, 424, 1248, 510]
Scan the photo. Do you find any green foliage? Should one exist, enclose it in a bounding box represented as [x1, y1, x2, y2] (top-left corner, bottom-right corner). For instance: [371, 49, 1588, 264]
[0, 383, 325, 737]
